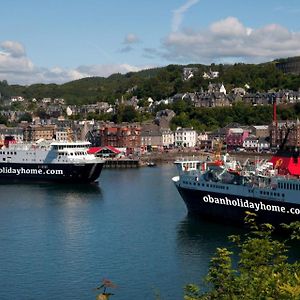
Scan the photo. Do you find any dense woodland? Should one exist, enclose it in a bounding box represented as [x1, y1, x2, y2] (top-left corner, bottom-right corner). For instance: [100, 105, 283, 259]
[1, 60, 300, 130]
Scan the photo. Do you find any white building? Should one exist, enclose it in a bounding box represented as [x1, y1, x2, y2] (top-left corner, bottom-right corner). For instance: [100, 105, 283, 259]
[161, 129, 174, 147]
[258, 137, 270, 152]
[183, 67, 198, 80]
[197, 132, 208, 141]
[243, 136, 258, 151]
[243, 136, 270, 152]
[56, 131, 69, 142]
[220, 83, 227, 95]
[11, 96, 25, 102]
[174, 127, 197, 147]
[203, 70, 219, 80]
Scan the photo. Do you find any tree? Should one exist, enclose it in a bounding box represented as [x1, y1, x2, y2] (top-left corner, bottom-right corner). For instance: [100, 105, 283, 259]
[18, 112, 32, 123]
[184, 214, 300, 300]
[173, 99, 189, 115]
[113, 105, 140, 123]
[0, 114, 8, 125]
[35, 108, 49, 120]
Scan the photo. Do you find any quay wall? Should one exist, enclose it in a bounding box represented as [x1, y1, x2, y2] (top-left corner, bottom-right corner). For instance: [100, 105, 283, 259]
[140, 150, 271, 164]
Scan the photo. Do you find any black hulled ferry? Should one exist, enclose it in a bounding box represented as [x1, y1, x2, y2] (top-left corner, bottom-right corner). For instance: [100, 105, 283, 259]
[0, 139, 105, 183]
[172, 155, 300, 226]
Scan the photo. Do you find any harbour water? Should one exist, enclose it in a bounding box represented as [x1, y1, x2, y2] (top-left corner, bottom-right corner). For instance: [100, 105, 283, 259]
[0, 164, 247, 299]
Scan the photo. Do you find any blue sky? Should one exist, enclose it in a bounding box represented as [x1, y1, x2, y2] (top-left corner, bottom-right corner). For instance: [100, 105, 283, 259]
[1, 0, 300, 84]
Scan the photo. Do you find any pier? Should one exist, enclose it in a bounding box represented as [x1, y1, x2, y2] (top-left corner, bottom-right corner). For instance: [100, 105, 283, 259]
[104, 158, 140, 168]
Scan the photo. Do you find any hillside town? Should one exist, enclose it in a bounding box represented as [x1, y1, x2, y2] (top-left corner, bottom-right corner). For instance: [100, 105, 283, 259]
[1, 66, 300, 159]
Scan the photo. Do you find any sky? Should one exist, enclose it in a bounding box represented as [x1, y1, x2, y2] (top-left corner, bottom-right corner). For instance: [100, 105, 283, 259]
[1, 0, 300, 85]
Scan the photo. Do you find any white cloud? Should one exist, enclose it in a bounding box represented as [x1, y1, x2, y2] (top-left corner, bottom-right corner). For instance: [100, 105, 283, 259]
[163, 17, 300, 63]
[0, 40, 151, 85]
[76, 63, 146, 77]
[0, 40, 35, 81]
[119, 34, 140, 53]
[124, 33, 140, 44]
[210, 17, 251, 37]
[0, 40, 26, 57]
[172, 0, 199, 32]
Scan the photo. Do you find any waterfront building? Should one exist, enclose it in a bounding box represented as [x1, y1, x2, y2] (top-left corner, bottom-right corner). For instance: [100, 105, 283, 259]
[243, 135, 258, 151]
[99, 124, 141, 154]
[55, 128, 73, 142]
[174, 127, 197, 148]
[161, 129, 174, 148]
[250, 125, 270, 138]
[270, 119, 300, 149]
[226, 127, 249, 150]
[140, 123, 164, 152]
[243, 135, 269, 152]
[23, 124, 56, 142]
[88, 146, 122, 158]
[0, 126, 23, 144]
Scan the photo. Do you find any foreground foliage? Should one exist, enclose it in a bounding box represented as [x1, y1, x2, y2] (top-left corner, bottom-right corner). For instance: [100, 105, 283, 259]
[184, 214, 300, 300]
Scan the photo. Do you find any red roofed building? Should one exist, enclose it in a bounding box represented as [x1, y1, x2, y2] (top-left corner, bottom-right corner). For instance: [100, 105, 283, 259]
[99, 124, 141, 153]
[88, 146, 122, 158]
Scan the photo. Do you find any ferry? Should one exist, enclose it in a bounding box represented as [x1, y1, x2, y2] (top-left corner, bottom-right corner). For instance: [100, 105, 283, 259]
[172, 154, 300, 226]
[0, 138, 105, 183]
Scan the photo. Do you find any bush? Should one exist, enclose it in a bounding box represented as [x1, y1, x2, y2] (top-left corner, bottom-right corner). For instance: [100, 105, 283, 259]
[184, 213, 300, 300]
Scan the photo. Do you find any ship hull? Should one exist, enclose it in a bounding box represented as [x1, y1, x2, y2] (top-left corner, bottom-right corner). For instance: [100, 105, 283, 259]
[0, 162, 104, 183]
[175, 185, 300, 226]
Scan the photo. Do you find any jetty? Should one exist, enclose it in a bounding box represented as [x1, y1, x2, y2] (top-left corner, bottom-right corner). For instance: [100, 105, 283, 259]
[104, 158, 139, 168]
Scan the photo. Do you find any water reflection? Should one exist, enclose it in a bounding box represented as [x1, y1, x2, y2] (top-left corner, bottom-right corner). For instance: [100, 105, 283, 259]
[0, 182, 103, 209]
[1, 181, 102, 194]
[176, 215, 244, 257]
[43, 182, 102, 195]
[176, 215, 300, 264]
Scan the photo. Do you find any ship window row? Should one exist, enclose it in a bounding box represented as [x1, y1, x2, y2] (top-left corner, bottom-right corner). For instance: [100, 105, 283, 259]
[183, 180, 229, 190]
[206, 183, 227, 190]
[22, 159, 43, 162]
[58, 152, 86, 156]
[58, 151, 87, 156]
[259, 191, 282, 197]
[203, 183, 228, 190]
[277, 182, 300, 191]
[54, 145, 87, 150]
[0, 151, 17, 155]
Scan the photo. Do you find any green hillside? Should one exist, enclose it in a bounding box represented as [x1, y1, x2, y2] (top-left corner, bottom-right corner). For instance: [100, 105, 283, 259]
[1, 60, 300, 106]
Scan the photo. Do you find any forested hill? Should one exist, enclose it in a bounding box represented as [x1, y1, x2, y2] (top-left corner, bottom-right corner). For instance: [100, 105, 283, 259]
[1, 60, 300, 105]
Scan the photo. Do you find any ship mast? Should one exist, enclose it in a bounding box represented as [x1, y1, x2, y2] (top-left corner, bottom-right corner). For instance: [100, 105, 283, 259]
[272, 95, 278, 148]
[273, 96, 277, 128]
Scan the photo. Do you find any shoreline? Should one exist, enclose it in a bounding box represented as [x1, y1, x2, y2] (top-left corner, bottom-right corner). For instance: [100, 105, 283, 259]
[139, 150, 271, 165]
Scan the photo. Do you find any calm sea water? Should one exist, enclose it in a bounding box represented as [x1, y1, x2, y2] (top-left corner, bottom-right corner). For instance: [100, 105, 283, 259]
[0, 164, 245, 300]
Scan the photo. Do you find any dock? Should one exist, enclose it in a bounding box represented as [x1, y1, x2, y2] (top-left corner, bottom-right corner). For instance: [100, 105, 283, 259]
[104, 158, 140, 168]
